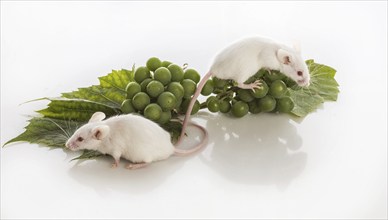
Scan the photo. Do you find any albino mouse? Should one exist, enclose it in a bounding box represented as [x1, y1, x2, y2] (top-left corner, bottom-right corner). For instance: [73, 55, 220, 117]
[66, 112, 208, 169]
[178, 36, 311, 144]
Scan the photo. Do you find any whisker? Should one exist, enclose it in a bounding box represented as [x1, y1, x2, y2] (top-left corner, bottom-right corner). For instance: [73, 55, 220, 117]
[46, 118, 70, 138]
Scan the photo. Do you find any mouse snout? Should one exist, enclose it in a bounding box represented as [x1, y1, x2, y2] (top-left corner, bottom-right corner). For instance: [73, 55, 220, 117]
[297, 77, 310, 87]
[65, 140, 77, 150]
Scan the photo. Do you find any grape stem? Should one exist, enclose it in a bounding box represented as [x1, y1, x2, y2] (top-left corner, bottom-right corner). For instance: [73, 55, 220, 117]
[182, 63, 188, 71]
[217, 87, 238, 101]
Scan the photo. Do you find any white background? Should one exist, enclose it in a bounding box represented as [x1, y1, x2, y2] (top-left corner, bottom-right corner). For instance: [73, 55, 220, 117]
[1, 1, 387, 219]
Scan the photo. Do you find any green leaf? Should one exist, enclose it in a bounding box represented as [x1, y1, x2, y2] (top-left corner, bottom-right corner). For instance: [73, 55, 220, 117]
[37, 98, 119, 122]
[99, 69, 133, 91]
[71, 150, 103, 161]
[289, 60, 340, 117]
[307, 61, 339, 101]
[4, 117, 83, 148]
[289, 89, 325, 117]
[62, 86, 124, 109]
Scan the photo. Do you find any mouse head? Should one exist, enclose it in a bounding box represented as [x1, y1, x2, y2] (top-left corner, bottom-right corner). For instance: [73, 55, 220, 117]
[65, 112, 110, 151]
[276, 47, 310, 87]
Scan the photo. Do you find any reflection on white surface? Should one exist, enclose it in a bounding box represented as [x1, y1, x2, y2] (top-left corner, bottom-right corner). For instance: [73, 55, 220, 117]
[199, 113, 306, 189]
[68, 156, 186, 196]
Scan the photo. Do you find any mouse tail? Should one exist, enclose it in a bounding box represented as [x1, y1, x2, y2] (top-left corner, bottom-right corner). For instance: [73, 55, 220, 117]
[174, 121, 208, 156]
[176, 71, 213, 145]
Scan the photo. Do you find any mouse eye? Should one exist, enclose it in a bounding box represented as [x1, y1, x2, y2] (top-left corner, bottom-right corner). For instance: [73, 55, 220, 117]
[297, 71, 303, 76]
[77, 137, 84, 142]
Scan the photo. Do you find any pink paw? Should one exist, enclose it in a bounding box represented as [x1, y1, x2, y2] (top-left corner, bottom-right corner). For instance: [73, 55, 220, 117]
[125, 163, 148, 170]
[238, 80, 262, 92]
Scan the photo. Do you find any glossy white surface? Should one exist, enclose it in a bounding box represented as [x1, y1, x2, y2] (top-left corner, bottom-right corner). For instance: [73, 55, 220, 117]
[1, 1, 387, 219]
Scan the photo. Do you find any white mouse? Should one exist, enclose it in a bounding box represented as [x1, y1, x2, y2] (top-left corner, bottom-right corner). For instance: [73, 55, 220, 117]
[66, 112, 208, 169]
[177, 36, 311, 144]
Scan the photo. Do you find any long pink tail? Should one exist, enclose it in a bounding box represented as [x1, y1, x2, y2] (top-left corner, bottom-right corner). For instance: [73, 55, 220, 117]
[176, 71, 213, 145]
[174, 121, 208, 156]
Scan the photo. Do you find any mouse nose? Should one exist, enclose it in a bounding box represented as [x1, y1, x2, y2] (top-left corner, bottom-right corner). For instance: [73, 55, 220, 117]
[65, 141, 73, 149]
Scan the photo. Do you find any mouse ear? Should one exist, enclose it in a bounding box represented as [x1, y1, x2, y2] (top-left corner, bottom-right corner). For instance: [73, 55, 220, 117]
[292, 40, 301, 54]
[277, 49, 292, 65]
[89, 112, 106, 123]
[92, 125, 110, 140]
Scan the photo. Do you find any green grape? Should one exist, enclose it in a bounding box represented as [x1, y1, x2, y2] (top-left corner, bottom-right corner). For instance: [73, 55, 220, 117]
[213, 77, 228, 88]
[144, 103, 162, 121]
[269, 80, 288, 98]
[121, 99, 135, 114]
[125, 82, 141, 99]
[168, 64, 183, 82]
[248, 100, 261, 114]
[184, 68, 201, 83]
[181, 99, 200, 115]
[146, 57, 162, 71]
[134, 66, 151, 83]
[219, 100, 231, 113]
[231, 101, 249, 118]
[132, 92, 150, 111]
[265, 70, 286, 82]
[157, 92, 177, 111]
[161, 60, 172, 68]
[154, 67, 172, 85]
[157, 111, 172, 124]
[146, 80, 164, 98]
[167, 82, 184, 100]
[276, 97, 294, 113]
[207, 99, 220, 113]
[237, 89, 255, 102]
[140, 78, 153, 92]
[250, 81, 269, 98]
[168, 64, 184, 82]
[181, 79, 197, 99]
[201, 79, 214, 96]
[258, 96, 276, 112]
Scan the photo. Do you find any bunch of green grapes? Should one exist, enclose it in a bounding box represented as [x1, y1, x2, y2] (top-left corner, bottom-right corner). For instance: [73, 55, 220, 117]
[121, 57, 202, 124]
[202, 69, 295, 118]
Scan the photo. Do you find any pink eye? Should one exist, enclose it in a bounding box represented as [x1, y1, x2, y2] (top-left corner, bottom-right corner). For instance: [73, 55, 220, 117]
[297, 71, 303, 76]
[77, 137, 84, 142]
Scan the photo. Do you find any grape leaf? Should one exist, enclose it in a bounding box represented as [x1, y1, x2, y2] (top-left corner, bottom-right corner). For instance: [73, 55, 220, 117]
[4, 117, 83, 148]
[99, 69, 133, 91]
[71, 150, 103, 161]
[37, 98, 119, 122]
[289, 60, 339, 117]
[62, 86, 124, 109]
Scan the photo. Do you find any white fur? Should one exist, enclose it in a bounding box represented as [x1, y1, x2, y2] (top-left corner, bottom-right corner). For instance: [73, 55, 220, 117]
[66, 113, 175, 164]
[210, 36, 310, 86]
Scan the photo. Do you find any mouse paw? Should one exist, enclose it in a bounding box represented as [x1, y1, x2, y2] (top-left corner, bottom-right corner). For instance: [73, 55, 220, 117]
[238, 80, 262, 92]
[125, 163, 148, 170]
[111, 159, 119, 168]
